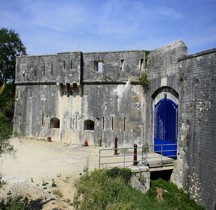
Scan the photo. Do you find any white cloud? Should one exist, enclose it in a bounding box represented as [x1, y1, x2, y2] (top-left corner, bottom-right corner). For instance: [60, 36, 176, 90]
[96, 0, 151, 37]
[1, 0, 214, 54]
[156, 6, 185, 19]
[15, 1, 87, 32]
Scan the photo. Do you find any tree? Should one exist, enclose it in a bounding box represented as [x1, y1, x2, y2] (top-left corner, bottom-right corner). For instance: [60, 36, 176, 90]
[0, 28, 26, 83]
[0, 28, 26, 155]
[0, 83, 14, 155]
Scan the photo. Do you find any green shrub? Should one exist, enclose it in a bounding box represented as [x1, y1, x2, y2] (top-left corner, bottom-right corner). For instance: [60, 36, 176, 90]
[106, 167, 132, 183]
[52, 179, 57, 187]
[0, 84, 14, 155]
[147, 179, 205, 210]
[74, 168, 159, 210]
[139, 72, 150, 90]
[74, 169, 205, 210]
[0, 197, 29, 210]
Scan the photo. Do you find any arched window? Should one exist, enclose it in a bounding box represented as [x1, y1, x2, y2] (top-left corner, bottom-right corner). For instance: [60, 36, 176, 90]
[84, 119, 94, 130]
[50, 118, 60, 128]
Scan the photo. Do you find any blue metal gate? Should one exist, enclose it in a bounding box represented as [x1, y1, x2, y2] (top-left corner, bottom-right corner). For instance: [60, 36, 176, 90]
[154, 96, 178, 159]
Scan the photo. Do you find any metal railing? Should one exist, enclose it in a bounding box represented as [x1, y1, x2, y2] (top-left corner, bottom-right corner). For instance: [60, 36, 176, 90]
[99, 144, 177, 169]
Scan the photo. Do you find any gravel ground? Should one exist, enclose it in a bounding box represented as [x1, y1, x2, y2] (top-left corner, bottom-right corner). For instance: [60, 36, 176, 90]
[0, 137, 102, 209]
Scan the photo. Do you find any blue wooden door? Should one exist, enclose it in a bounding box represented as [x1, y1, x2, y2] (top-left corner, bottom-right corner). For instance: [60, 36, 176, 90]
[154, 97, 178, 158]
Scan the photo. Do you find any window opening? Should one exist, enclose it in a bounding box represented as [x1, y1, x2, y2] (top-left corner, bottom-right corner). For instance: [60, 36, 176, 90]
[50, 118, 60, 128]
[84, 119, 94, 130]
[120, 59, 124, 71]
[111, 117, 114, 130]
[123, 117, 126, 131]
[42, 63, 45, 76]
[63, 60, 66, 69]
[42, 113, 44, 126]
[140, 59, 144, 70]
[94, 61, 103, 73]
[51, 62, 53, 75]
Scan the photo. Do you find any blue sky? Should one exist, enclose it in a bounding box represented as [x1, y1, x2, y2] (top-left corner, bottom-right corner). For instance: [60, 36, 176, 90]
[0, 0, 216, 55]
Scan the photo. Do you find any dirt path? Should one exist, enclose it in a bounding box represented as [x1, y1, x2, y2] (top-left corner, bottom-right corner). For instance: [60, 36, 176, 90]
[0, 137, 102, 209]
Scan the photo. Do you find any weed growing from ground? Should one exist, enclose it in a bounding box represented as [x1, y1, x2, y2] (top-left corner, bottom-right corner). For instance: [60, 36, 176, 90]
[53, 189, 63, 199]
[51, 179, 57, 187]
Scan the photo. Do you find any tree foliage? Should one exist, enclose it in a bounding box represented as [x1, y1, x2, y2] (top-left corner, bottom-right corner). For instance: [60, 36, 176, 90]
[0, 28, 26, 155]
[0, 28, 26, 83]
[0, 83, 14, 154]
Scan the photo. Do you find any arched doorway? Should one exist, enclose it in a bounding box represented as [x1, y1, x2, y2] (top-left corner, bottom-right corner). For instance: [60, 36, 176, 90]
[50, 117, 60, 128]
[154, 95, 178, 159]
[84, 119, 94, 130]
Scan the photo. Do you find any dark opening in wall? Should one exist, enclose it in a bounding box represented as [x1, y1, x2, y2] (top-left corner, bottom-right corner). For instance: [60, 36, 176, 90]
[42, 63, 45, 76]
[150, 170, 173, 181]
[123, 117, 126, 131]
[63, 60, 66, 69]
[94, 61, 103, 73]
[51, 62, 53, 75]
[66, 83, 72, 96]
[59, 83, 64, 96]
[50, 118, 60, 128]
[140, 59, 144, 69]
[84, 119, 94, 130]
[42, 113, 44, 126]
[120, 59, 124, 70]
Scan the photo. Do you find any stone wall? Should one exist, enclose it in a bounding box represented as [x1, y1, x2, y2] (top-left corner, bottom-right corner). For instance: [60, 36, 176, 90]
[14, 50, 148, 146]
[176, 49, 216, 210]
[144, 41, 187, 146]
[80, 50, 146, 146]
[14, 41, 216, 209]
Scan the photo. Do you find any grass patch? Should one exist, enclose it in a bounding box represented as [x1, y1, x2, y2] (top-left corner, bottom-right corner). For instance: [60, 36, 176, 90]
[73, 168, 205, 210]
[147, 179, 205, 210]
[53, 189, 63, 198]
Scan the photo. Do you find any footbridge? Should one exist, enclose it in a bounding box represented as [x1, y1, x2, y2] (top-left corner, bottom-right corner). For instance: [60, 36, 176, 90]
[98, 144, 176, 172]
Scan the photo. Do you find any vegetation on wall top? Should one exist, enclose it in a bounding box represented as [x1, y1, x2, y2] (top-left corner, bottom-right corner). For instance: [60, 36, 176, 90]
[139, 72, 150, 90]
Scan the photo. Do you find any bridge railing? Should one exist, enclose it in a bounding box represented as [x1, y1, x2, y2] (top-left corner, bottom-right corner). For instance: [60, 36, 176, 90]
[99, 144, 177, 169]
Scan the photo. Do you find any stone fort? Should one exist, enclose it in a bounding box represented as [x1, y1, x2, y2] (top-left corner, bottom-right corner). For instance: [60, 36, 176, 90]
[13, 41, 216, 209]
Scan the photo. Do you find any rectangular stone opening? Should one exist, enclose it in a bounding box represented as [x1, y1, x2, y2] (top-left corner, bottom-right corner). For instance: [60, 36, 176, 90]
[51, 62, 53, 75]
[111, 117, 113, 130]
[42, 113, 44, 126]
[94, 61, 103, 73]
[63, 60, 66, 69]
[140, 59, 144, 70]
[41, 62, 45, 76]
[120, 59, 124, 71]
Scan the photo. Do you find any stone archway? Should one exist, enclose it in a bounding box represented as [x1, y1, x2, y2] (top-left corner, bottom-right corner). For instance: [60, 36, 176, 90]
[152, 87, 179, 159]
